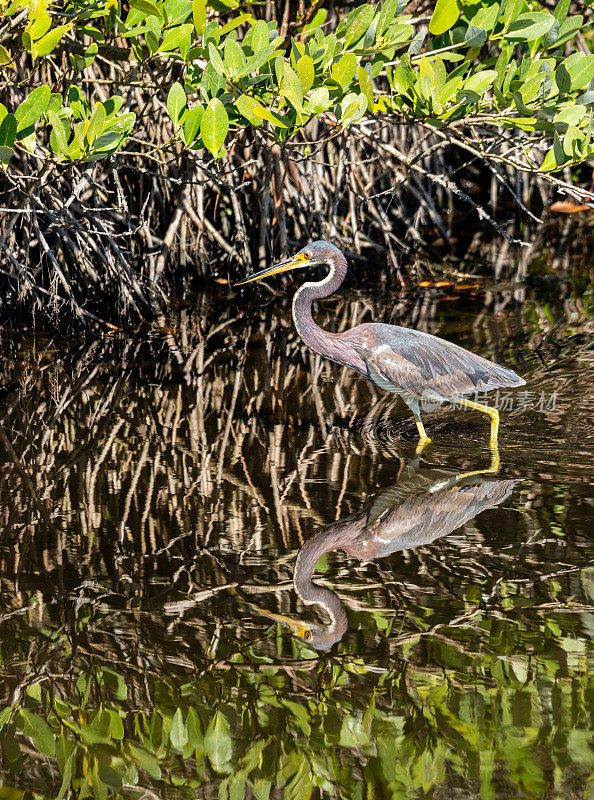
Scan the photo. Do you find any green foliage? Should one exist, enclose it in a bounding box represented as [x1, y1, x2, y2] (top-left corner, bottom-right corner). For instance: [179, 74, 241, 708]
[0, 0, 592, 172]
[1, 608, 593, 799]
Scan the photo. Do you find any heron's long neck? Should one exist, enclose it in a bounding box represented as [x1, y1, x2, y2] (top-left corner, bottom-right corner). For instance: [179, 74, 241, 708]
[294, 527, 349, 635]
[292, 254, 355, 368]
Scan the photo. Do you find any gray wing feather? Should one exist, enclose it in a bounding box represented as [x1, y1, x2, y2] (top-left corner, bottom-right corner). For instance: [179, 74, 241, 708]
[357, 479, 519, 559]
[350, 323, 525, 398]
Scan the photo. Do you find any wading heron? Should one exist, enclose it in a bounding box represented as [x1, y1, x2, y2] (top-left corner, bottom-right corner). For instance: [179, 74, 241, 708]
[237, 241, 525, 448]
[241, 458, 520, 650]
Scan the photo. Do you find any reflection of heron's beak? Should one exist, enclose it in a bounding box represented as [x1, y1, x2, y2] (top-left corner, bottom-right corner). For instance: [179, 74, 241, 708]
[241, 597, 313, 641]
[235, 253, 311, 286]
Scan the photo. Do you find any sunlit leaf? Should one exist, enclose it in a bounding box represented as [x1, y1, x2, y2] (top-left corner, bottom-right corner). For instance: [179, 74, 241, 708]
[250, 19, 269, 52]
[219, 13, 252, 35]
[563, 126, 585, 158]
[87, 102, 106, 144]
[235, 94, 263, 125]
[224, 37, 244, 77]
[251, 105, 290, 128]
[419, 56, 433, 102]
[553, 0, 570, 22]
[551, 16, 583, 50]
[331, 52, 357, 91]
[357, 65, 373, 109]
[129, 0, 164, 20]
[208, 41, 226, 77]
[15, 86, 51, 132]
[281, 63, 303, 110]
[469, 4, 499, 33]
[0, 44, 12, 65]
[429, 0, 459, 35]
[306, 87, 331, 114]
[296, 55, 314, 92]
[167, 81, 187, 125]
[183, 105, 204, 143]
[192, 0, 206, 34]
[239, 43, 280, 77]
[32, 23, 73, 57]
[553, 105, 586, 128]
[507, 12, 555, 42]
[565, 54, 594, 91]
[377, 0, 403, 37]
[344, 5, 375, 47]
[200, 97, 228, 155]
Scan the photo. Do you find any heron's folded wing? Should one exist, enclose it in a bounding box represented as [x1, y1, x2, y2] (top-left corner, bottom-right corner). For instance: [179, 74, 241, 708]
[359, 329, 524, 398]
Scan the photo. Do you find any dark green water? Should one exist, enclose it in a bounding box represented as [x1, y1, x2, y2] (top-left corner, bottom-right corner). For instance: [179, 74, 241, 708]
[0, 268, 593, 799]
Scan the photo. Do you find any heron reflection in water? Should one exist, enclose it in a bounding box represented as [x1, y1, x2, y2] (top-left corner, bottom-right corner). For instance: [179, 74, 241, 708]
[243, 458, 520, 650]
[237, 241, 525, 450]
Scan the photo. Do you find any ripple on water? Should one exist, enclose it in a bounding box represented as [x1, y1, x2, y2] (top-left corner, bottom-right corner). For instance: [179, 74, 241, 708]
[0, 283, 593, 799]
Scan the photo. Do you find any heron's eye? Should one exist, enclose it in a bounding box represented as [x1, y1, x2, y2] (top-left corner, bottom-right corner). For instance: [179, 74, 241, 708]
[304, 629, 312, 641]
[304, 251, 312, 260]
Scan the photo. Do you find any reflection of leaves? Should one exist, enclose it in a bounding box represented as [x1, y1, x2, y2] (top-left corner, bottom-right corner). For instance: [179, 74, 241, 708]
[129, 744, 161, 779]
[16, 708, 55, 756]
[1, 641, 594, 800]
[169, 707, 188, 750]
[2, 724, 23, 767]
[57, 750, 75, 800]
[205, 710, 232, 771]
[580, 566, 594, 603]
[281, 700, 311, 736]
[0, 707, 11, 732]
[567, 729, 594, 769]
[339, 715, 370, 748]
[100, 667, 127, 700]
[252, 778, 272, 800]
[284, 753, 314, 800]
[186, 707, 203, 750]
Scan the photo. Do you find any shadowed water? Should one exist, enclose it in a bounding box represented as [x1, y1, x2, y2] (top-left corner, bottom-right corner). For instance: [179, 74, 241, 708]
[0, 268, 593, 799]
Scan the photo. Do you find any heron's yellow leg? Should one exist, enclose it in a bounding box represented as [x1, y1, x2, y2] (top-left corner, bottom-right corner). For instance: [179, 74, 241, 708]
[457, 397, 499, 448]
[413, 413, 431, 453]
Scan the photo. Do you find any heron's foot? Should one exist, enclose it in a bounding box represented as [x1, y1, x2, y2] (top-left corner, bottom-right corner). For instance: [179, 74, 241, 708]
[413, 415, 431, 452]
[488, 445, 500, 472]
[415, 435, 432, 454]
[456, 444, 500, 480]
[488, 409, 500, 449]
[456, 398, 500, 448]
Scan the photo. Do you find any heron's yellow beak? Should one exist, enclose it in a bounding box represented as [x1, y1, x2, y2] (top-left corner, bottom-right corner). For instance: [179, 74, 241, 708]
[239, 596, 313, 641]
[235, 252, 311, 286]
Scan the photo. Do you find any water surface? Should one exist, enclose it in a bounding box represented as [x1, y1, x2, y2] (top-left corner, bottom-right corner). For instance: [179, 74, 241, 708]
[0, 273, 593, 799]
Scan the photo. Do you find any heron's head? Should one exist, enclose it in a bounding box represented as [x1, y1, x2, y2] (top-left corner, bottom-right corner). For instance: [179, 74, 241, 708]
[265, 610, 344, 651]
[235, 240, 343, 286]
[241, 599, 343, 651]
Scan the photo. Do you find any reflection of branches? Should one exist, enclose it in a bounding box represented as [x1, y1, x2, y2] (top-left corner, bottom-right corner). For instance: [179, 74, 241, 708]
[0, 281, 592, 715]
